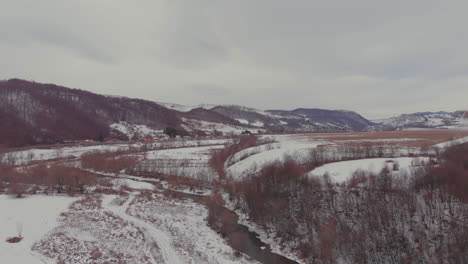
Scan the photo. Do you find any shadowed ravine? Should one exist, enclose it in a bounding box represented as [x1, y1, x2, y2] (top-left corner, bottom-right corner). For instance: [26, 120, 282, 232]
[172, 191, 299, 264]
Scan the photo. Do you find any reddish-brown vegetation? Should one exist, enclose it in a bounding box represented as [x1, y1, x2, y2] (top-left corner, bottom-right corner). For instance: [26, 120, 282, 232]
[6, 236, 23, 243]
[0, 79, 185, 147]
[289, 129, 468, 148]
[222, 143, 468, 263]
[415, 142, 468, 202]
[81, 150, 139, 173]
[209, 135, 261, 179]
[0, 163, 98, 196]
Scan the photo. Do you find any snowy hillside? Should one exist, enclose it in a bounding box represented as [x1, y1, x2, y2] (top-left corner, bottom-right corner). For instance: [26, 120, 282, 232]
[156, 102, 217, 112]
[372, 111, 468, 130]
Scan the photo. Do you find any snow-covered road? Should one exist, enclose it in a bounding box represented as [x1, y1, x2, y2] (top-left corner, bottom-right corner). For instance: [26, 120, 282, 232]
[103, 194, 183, 264]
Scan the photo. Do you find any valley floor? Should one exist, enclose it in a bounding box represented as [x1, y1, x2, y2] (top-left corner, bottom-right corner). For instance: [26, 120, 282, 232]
[1, 130, 468, 263]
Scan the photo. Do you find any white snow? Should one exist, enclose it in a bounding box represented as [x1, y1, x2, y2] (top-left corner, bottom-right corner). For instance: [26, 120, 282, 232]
[234, 119, 263, 127]
[433, 136, 468, 149]
[226, 143, 281, 167]
[110, 122, 164, 139]
[236, 119, 249, 125]
[157, 102, 217, 112]
[145, 145, 224, 160]
[3, 143, 132, 165]
[3, 138, 234, 166]
[182, 118, 258, 135]
[227, 135, 329, 180]
[307, 157, 431, 183]
[140, 145, 225, 179]
[251, 121, 264, 127]
[103, 194, 184, 264]
[223, 195, 306, 264]
[111, 178, 156, 191]
[126, 193, 257, 264]
[0, 195, 76, 264]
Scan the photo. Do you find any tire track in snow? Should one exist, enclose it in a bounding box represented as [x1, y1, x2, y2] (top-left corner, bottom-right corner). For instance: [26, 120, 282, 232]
[103, 194, 183, 264]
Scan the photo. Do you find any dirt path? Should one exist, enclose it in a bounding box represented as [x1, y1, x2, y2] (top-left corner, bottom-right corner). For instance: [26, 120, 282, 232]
[103, 194, 184, 264]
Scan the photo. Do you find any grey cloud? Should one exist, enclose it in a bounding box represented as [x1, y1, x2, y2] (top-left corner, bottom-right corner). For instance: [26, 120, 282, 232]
[191, 84, 229, 96]
[1, 0, 468, 119]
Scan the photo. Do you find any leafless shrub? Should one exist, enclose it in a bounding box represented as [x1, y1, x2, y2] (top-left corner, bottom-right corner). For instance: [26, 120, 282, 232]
[81, 150, 139, 173]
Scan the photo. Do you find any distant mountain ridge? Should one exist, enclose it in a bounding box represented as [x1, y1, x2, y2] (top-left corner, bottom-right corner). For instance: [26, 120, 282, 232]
[0, 79, 466, 147]
[372, 111, 467, 130]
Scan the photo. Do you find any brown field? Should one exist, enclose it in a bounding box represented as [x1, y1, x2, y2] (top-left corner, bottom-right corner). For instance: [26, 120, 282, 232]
[293, 129, 468, 148]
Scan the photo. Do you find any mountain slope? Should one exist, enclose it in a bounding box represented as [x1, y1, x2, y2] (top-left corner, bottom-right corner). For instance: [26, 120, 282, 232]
[372, 111, 467, 130]
[266, 108, 373, 132]
[0, 79, 262, 147]
[7, 78, 463, 148]
[210, 105, 279, 128]
[0, 79, 184, 146]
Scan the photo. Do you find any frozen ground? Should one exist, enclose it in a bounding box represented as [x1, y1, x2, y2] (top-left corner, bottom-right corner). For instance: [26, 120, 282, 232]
[145, 145, 225, 160]
[226, 135, 329, 180]
[433, 135, 468, 149]
[226, 132, 468, 181]
[307, 157, 431, 183]
[3, 138, 233, 166]
[135, 145, 226, 179]
[127, 192, 257, 264]
[27, 190, 257, 264]
[0, 195, 77, 264]
[110, 178, 156, 191]
[3, 144, 132, 165]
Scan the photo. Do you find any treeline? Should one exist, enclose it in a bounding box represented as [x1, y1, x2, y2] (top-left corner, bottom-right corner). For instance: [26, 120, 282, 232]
[209, 135, 275, 179]
[209, 135, 261, 179]
[0, 164, 97, 197]
[217, 144, 468, 263]
[305, 143, 437, 169]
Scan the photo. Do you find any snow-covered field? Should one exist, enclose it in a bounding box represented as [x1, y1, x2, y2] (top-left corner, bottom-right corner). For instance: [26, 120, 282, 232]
[127, 192, 257, 264]
[110, 178, 156, 191]
[3, 143, 133, 165]
[226, 135, 329, 180]
[2, 138, 234, 166]
[433, 135, 468, 149]
[144, 145, 224, 160]
[0, 195, 77, 264]
[307, 157, 431, 183]
[224, 132, 468, 181]
[135, 145, 226, 180]
[25, 190, 257, 264]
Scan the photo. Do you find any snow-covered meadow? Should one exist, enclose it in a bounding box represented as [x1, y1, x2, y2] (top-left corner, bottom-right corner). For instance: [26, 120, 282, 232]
[307, 157, 431, 184]
[0, 195, 77, 264]
[1, 137, 234, 166]
[223, 132, 455, 181]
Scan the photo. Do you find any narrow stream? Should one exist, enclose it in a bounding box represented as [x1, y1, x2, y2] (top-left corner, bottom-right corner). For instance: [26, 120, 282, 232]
[95, 172, 300, 264]
[167, 190, 299, 264]
[213, 204, 299, 264]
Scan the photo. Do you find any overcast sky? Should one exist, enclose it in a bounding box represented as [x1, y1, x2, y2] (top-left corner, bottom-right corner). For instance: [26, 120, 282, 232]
[1, 0, 467, 119]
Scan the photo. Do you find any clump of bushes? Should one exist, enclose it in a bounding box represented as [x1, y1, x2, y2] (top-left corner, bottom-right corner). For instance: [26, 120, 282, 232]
[81, 150, 139, 173]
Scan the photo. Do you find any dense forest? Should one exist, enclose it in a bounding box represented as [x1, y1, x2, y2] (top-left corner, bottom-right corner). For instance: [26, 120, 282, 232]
[209, 139, 468, 263]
